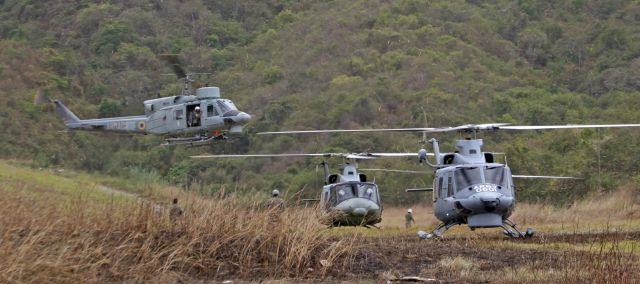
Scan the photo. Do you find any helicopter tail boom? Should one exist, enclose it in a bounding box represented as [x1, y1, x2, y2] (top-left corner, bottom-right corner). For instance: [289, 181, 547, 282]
[53, 100, 80, 125]
[53, 100, 148, 133]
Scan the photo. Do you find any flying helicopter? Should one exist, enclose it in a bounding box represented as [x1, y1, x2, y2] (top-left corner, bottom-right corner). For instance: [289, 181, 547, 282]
[257, 122, 640, 238]
[53, 55, 251, 146]
[191, 152, 416, 227]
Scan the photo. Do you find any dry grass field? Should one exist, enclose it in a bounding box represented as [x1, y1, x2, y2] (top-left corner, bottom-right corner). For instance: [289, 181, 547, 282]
[1, 160, 640, 283]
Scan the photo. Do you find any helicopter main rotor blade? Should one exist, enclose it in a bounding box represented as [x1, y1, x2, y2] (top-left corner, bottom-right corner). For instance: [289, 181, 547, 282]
[191, 152, 418, 160]
[258, 128, 436, 135]
[158, 54, 187, 79]
[512, 175, 583, 179]
[360, 168, 429, 173]
[406, 188, 433, 192]
[498, 124, 640, 130]
[192, 153, 334, 158]
[258, 122, 640, 135]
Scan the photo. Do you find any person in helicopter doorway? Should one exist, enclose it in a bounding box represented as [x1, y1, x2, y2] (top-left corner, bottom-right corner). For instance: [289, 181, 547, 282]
[189, 106, 202, 127]
[405, 208, 415, 228]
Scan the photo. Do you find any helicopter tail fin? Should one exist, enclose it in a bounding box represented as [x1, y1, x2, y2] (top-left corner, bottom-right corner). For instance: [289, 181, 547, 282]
[53, 100, 81, 125]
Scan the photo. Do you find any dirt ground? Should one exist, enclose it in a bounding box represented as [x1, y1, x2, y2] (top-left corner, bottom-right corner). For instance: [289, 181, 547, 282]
[318, 230, 640, 283]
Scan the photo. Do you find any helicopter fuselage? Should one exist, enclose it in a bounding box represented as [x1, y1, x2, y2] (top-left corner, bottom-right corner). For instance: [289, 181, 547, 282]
[54, 87, 251, 139]
[320, 181, 382, 226]
[432, 163, 515, 228]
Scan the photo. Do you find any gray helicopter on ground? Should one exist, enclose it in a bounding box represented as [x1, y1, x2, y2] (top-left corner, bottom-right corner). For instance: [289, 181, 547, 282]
[191, 152, 415, 227]
[258, 122, 640, 238]
[53, 56, 251, 146]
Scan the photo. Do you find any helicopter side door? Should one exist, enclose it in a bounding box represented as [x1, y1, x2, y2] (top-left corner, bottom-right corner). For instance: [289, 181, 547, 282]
[167, 106, 186, 133]
[149, 105, 186, 135]
[433, 177, 443, 202]
[434, 171, 458, 222]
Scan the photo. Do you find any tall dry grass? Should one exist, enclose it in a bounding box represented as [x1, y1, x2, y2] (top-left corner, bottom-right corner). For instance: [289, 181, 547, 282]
[514, 188, 640, 228]
[0, 181, 359, 282]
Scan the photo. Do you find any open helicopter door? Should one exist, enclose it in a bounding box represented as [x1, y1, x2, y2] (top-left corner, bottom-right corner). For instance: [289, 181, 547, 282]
[186, 104, 201, 127]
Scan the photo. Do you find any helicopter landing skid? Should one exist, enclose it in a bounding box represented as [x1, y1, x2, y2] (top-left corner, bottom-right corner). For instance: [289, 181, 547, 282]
[162, 134, 228, 147]
[420, 221, 460, 239]
[501, 219, 535, 239]
[419, 220, 535, 239]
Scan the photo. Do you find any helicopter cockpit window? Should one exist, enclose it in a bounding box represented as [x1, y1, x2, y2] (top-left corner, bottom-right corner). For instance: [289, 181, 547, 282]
[484, 166, 506, 187]
[207, 104, 219, 117]
[356, 183, 378, 202]
[217, 101, 231, 114]
[454, 167, 482, 189]
[335, 184, 355, 202]
[217, 100, 238, 114]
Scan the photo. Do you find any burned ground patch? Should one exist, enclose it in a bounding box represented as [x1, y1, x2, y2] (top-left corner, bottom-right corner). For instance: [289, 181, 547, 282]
[320, 231, 640, 283]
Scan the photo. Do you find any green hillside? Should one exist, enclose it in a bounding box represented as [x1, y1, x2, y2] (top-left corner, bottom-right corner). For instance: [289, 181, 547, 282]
[1, 0, 640, 204]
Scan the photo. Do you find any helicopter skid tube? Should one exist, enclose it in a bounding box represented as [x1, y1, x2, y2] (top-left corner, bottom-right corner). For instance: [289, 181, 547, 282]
[420, 221, 461, 239]
[161, 134, 228, 147]
[501, 219, 535, 239]
[419, 218, 534, 239]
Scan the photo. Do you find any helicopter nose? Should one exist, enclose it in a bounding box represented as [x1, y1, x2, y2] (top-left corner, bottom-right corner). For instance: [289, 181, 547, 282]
[352, 208, 368, 216]
[234, 112, 251, 124]
[482, 198, 499, 212]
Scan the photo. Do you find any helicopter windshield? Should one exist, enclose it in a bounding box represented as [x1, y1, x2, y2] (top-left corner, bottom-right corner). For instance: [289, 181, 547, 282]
[356, 183, 379, 202]
[216, 100, 238, 114]
[333, 183, 378, 203]
[484, 166, 506, 186]
[335, 184, 355, 202]
[454, 167, 483, 189]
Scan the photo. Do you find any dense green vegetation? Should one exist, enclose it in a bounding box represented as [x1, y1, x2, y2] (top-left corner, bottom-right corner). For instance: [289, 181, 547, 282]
[1, 0, 639, 205]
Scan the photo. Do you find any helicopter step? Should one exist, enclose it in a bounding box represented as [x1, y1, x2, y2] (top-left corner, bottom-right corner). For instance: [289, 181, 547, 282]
[161, 133, 228, 147]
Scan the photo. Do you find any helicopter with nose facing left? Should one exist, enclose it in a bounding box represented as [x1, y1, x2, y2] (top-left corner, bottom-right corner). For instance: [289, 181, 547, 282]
[53, 56, 251, 146]
[191, 152, 416, 227]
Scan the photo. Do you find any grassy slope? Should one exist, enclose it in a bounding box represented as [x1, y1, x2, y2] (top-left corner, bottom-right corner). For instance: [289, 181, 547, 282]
[0, 160, 356, 282]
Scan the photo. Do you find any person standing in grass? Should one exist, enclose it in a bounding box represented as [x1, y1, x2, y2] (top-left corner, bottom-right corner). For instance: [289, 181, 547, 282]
[169, 198, 184, 222]
[405, 208, 415, 228]
[266, 189, 285, 224]
[266, 189, 285, 212]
